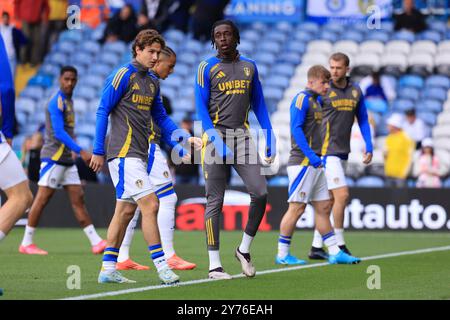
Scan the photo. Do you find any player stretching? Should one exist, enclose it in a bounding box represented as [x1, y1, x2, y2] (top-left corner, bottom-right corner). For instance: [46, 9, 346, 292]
[0, 34, 33, 244]
[196, 20, 276, 279]
[117, 45, 201, 271]
[309, 53, 373, 260]
[276, 65, 360, 265]
[90, 30, 192, 284]
[19, 66, 106, 255]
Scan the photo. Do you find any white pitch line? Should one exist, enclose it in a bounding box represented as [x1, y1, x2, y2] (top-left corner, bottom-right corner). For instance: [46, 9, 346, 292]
[60, 245, 450, 300]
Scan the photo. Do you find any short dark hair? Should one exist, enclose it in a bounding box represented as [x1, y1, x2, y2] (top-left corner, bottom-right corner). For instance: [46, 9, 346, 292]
[330, 52, 350, 67]
[160, 46, 176, 58]
[210, 19, 240, 49]
[132, 29, 165, 58]
[60, 65, 78, 76]
[2, 11, 10, 18]
[405, 108, 416, 116]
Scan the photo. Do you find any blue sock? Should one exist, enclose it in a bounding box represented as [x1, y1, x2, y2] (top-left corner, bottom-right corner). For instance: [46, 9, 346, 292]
[277, 234, 291, 258]
[102, 247, 119, 273]
[149, 244, 167, 272]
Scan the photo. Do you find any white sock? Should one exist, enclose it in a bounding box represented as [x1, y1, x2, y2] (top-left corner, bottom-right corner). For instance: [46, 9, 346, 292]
[101, 261, 116, 274]
[118, 210, 140, 262]
[334, 228, 345, 246]
[83, 224, 103, 246]
[153, 256, 168, 272]
[277, 234, 291, 259]
[322, 232, 340, 255]
[312, 229, 323, 248]
[208, 250, 222, 270]
[21, 225, 35, 246]
[157, 192, 177, 258]
[0, 230, 5, 241]
[238, 232, 254, 254]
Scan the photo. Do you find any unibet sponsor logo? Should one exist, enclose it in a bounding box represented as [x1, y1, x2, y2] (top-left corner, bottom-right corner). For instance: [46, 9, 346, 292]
[218, 80, 251, 95]
[132, 94, 154, 105]
[296, 199, 449, 230]
[331, 98, 357, 111]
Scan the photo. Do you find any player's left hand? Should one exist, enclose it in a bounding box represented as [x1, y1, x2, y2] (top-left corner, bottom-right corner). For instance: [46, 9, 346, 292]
[363, 152, 373, 164]
[188, 137, 203, 151]
[89, 154, 105, 173]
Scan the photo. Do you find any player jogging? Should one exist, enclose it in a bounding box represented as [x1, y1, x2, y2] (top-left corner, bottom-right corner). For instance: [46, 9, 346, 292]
[0, 34, 33, 244]
[309, 53, 373, 260]
[196, 20, 276, 279]
[275, 65, 360, 265]
[117, 45, 201, 271]
[90, 30, 193, 284]
[18, 66, 107, 255]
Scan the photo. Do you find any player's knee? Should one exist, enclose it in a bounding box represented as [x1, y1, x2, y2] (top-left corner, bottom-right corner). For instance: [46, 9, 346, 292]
[320, 200, 333, 215]
[24, 190, 34, 209]
[338, 190, 350, 205]
[251, 189, 267, 204]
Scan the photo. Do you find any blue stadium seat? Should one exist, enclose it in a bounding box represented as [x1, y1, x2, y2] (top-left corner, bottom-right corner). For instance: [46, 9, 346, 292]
[172, 63, 190, 77]
[275, 21, 294, 33]
[163, 75, 183, 88]
[425, 75, 450, 90]
[392, 30, 415, 42]
[323, 22, 344, 34]
[102, 41, 127, 56]
[89, 23, 106, 41]
[398, 75, 424, 88]
[397, 87, 420, 101]
[164, 29, 185, 44]
[286, 41, 306, 54]
[160, 85, 177, 101]
[254, 52, 275, 65]
[16, 97, 36, 114]
[54, 40, 76, 55]
[297, 22, 320, 34]
[356, 176, 385, 187]
[47, 52, 67, 66]
[293, 30, 314, 42]
[421, 99, 443, 113]
[12, 134, 27, 153]
[76, 123, 96, 139]
[366, 31, 390, 42]
[345, 177, 355, 187]
[80, 40, 101, 55]
[340, 31, 364, 42]
[258, 41, 282, 54]
[428, 20, 447, 34]
[264, 75, 290, 90]
[177, 52, 198, 65]
[20, 86, 45, 101]
[177, 86, 194, 99]
[422, 88, 447, 102]
[272, 63, 295, 78]
[184, 38, 203, 54]
[365, 98, 388, 114]
[59, 30, 83, 43]
[418, 30, 442, 43]
[40, 63, 60, 77]
[83, 74, 105, 90]
[241, 29, 260, 43]
[278, 52, 302, 65]
[174, 98, 194, 112]
[70, 52, 93, 67]
[98, 51, 120, 67]
[76, 136, 93, 151]
[74, 85, 98, 101]
[319, 31, 338, 42]
[73, 98, 89, 114]
[16, 111, 28, 126]
[380, 21, 394, 32]
[28, 74, 53, 89]
[265, 31, 288, 43]
[256, 64, 269, 79]
[391, 99, 414, 112]
[237, 41, 254, 53]
[417, 111, 437, 126]
[88, 64, 112, 77]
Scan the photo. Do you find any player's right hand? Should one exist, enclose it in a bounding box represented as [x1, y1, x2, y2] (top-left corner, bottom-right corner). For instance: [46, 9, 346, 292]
[89, 154, 105, 173]
[188, 137, 203, 151]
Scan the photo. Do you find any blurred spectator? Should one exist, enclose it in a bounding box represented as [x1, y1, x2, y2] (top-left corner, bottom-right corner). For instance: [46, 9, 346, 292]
[359, 72, 396, 102]
[414, 138, 442, 188]
[191, 0, 230, 41]
[43, 0, 68, 57]
[167, 0, 195, 33]
[402, 108, 430, 149]
[384, 113, 415, 188]
[80, 0, 109, 29]
[173, 117, 199, 185]
[21, 131, 44, 182]
[350, 113, 376, 155]
[362, 72, 389, 114]
[101, 3, 138, 43]
[139, 0, 172, 32]
[107, 0, 125, 15]
[394, 0, 427, 33]
[0, 11, 27, 78]
[14, 0, 49, 66]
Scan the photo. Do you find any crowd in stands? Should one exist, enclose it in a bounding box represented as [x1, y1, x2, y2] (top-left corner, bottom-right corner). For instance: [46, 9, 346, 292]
[2, 0, 450, 188]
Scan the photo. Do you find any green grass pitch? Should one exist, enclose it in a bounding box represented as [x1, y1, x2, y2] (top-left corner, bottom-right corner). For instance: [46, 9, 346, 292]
[0, 228, 449, 300]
